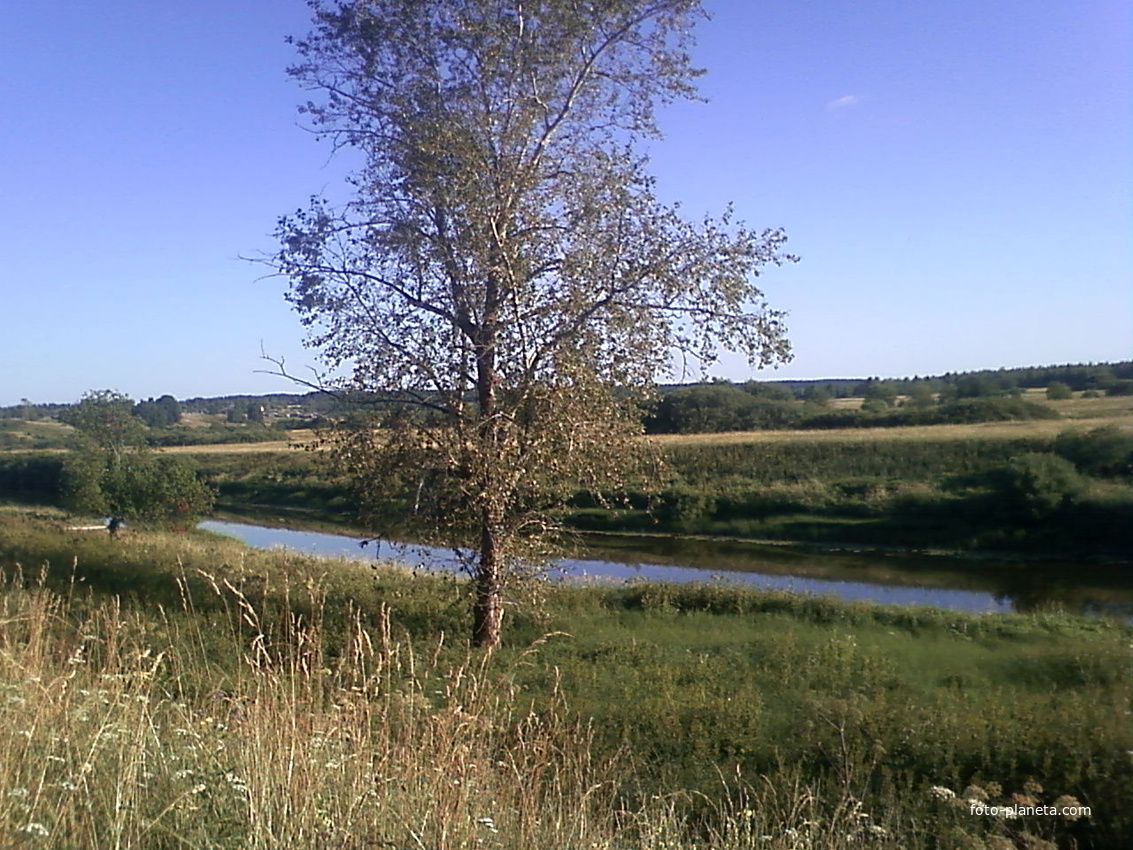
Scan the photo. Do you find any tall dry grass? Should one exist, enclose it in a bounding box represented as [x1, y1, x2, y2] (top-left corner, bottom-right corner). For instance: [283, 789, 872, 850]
[0, 561, 911, 850]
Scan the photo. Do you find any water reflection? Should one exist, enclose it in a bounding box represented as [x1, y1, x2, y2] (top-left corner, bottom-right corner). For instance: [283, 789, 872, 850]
[198, 520, 1133, 619]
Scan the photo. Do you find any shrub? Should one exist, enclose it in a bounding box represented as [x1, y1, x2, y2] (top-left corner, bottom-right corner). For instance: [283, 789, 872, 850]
[990, 453, 1086, 520]
[1053, 426, 1133, 477]
[61, 454, 215, 525]
[1046, 381, 1073, 400]
[654, 486, 717, 526]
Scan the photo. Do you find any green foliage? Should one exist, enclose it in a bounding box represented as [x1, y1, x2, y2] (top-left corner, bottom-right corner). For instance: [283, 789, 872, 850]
[132, 394, 181, 427]
[902, 384, 936, 409]
[646, 384, 801, 433]
[989, 453, 1086, 520]
[197, 452, 352, 515]
[1053, 425, 1133, 477]
[0, 455, 65, 501]
[665, 437, 1052, 486]
[59, 453, 110, 516]
[61, 453, 214, 525]
[646, 388, 1058, 434]
[1107, 379, 1133, 396]
[1045, 380, 1073, 400]
[58, 390, 214, 525]
[59, 389, 148, 455]
[740, 380, 796, 402]
[860, 379, 899, 404]
[947, 373, 1019, 398]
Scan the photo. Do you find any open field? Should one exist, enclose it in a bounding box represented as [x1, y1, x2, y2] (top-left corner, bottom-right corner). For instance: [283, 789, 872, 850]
[652, 391, 1133, 447]
[160, 433, 315, 454]
[156, 395, 1132, 455]
[649, 414, 1130, 447]
[0, 507, 1128, 848]
[156, 417, 1131, 454]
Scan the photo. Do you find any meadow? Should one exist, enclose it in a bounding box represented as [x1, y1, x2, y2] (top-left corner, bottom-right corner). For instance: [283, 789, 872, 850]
[0, 506, 1128, 848]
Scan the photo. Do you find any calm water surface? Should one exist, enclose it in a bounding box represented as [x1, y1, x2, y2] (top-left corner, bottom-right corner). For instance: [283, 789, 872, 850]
[198, 520, 1132, 618]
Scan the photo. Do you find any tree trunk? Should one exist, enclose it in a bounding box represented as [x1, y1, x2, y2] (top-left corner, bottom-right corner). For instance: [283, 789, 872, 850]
[472, 304, 505, 649]
[472, 521, 504, 649]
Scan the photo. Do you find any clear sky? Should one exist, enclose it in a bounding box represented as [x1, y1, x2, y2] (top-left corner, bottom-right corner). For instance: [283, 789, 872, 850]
[2, 0, 1129, 407]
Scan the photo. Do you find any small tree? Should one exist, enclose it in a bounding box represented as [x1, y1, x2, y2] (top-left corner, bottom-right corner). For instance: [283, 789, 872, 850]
[991, 453, 1085, 521]
[1046, 381, 1073, 401]
[60, 390, 148, 462]
[272, 0, 794, 647]
[60, 390, 214, 526]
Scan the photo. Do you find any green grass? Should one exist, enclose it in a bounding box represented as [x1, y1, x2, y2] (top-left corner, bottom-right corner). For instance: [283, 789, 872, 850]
[0, 419, 74, 450]
[0, 509, 1128, 848]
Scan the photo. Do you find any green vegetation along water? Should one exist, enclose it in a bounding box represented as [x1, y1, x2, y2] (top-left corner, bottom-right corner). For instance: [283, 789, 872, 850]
[182, 422, 1133, 559]
[201, 518, 1133, 621]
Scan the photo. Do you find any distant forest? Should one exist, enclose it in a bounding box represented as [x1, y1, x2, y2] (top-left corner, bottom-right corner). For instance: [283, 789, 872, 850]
[3, 361, 1131, 438]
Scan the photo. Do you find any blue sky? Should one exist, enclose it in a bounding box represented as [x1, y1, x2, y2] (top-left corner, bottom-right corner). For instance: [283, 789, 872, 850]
[1, 0, 1128, 407]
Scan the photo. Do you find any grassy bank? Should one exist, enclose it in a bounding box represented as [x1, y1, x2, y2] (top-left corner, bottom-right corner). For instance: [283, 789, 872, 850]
[0, 508, 1128, 848]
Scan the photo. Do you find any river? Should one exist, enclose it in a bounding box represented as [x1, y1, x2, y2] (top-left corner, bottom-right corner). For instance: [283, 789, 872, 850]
[198, 519, 1133, 619]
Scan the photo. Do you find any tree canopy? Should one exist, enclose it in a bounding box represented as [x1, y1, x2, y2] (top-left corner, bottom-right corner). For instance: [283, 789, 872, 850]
[272, 0, 794, 646]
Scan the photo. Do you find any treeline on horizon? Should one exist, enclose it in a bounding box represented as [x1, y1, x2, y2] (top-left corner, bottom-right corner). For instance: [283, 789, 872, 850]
[3, 360, 1131, 438]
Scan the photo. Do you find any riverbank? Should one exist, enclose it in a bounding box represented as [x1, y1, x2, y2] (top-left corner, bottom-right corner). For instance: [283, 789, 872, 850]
[201, 515, 1133, 621]
[178, 420, 1132, 560]
[0, 507, 1129, 848]
[5, 407, 1132, 561]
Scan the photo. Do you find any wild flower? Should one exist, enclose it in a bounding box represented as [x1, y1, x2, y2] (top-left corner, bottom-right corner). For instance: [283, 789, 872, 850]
[929, 785, 956, 800]
[961, 784, 988, 802]
[19, 823, 49, 838]
[224, 771, 248, 793]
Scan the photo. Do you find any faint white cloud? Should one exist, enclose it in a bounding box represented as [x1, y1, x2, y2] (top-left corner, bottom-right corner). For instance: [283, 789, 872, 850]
[826, 94, 863, 111]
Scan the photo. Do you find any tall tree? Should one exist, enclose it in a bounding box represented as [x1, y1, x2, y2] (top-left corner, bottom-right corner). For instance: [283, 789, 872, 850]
[272, 0, 794, 647]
